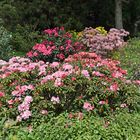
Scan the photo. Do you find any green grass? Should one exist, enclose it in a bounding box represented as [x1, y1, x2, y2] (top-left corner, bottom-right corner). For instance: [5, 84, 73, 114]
[112, 38, 140, 79]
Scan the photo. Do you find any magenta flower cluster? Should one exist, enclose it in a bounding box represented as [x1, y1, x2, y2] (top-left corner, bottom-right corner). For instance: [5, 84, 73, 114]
[27, 27, 84, 62]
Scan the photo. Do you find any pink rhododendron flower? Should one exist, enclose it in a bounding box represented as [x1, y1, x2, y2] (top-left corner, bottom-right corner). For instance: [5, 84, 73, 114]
[27, 85, 34, 90]
[51, 96, 60, 104]
[27, 51, 33, 57]
[18, 102, 30, 112]
[41, 110, 48, 115]
[54, 78, 63, 87]
[16, 115, 22, 122]
[120, 103, 127, 108]
[7, 99, 14, 105]
[21, 110, 32, 120]
[92, 71, 104, 77]
[50, 62, 59, 68]
[81, 70, 90, 77]
[99, 100, 106, 105]
[12, 90, 19, 96]
[77, 112, 83, 120]
[62, 64, 73, 70]
[112, 71, 123, 78]
[0, 91, 5, 97]
[133, 80, 140, 85]
[24, 96, 33, 104]
[110, 83, 119, 92]
[83, 102, 94, 111]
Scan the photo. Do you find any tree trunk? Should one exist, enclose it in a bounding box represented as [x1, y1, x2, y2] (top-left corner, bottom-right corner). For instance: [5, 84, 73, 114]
[115, 0, 123, 29]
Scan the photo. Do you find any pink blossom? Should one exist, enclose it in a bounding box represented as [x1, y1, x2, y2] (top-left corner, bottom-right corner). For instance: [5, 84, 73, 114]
[110, 83, 119, 92]
[63, 64, 73, 71]
[18, 102, 30, 112]
[0, 91, 5, 97]
[81, 70, 90, 77]
[50, 62, 59, 68]
[77, 112, 83, 120]
[27, 51, 33, 57]
[52, 71, 68, 78]
[33, 52, 38, 57]
[41, 75, 53, 84]
[16, 115, 22, 122]
[41, 110, 48, 115]
[12, 90, 19, 96]
[21, 110, 32, 120]
[133, 80, 140, 85]
[24, 96, 33, 104]
[120, 103, 127, 108]
[92, 71, 104, 77]
[21, 85, 28, 92]
[83, 102, 94, 111]
[112, 71, 123, 78]
[57, 53, 65, 60]
[54, 78, 63, 87]
[27, 85, 34, 90]
[7, 99, 14, 105]
[51, 96, 60, 104]
[99, 100, 106, 105]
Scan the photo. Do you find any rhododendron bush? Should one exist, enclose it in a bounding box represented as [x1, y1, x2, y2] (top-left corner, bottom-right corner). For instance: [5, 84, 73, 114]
[80, 27, 129, 56]
[27, 27, 84, 63]
[0, 52, 138, 122]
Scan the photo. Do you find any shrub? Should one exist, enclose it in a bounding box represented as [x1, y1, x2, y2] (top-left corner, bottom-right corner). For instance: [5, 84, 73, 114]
[26, 27, 84, 62]
[11, 24, 40, 52]
[80, 27, 129, 57]
[0, 26, 12, 61]
[0, 52, 139, 123]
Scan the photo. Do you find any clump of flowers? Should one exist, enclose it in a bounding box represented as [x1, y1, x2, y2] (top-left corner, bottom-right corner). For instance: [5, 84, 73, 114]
[0, 52, 139, 122]
[27, 27, 84, 62]
[95, 26, 107, 35]
[80, 27, 129, 57]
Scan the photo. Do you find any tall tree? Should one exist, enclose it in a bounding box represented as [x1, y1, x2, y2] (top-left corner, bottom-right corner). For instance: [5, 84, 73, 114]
[115, 0, 123, 29]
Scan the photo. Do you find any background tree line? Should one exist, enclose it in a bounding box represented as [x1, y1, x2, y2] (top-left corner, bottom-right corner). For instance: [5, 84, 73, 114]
[0, 0, 140, 34]
[0, 0, 140, 54]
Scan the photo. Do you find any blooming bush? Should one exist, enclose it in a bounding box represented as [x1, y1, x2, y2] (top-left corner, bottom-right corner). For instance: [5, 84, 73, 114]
[80, 27, 129, 57]
[27, 27, 84, 62]
[0, 52, 139, 122]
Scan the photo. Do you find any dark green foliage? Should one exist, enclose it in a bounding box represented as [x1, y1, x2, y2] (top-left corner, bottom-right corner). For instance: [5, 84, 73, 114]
[0, 26, 12, 61]
[11, 24, 40, 52]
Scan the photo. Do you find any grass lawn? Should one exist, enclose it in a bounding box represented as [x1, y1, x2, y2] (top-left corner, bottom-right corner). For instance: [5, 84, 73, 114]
[112, 38, 140, 79]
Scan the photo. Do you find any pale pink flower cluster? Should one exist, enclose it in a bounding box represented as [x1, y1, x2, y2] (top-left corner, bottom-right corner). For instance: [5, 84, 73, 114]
[51, 96, 60, 104]
[110, 83, 119, 92]
[50, 62, 59, 68]
[112, 71, 123, 78]
[12, 85, 34, 97]
[92, 71, 104, 77]
[0, 57, 48, 78]
[81, 27, 129, 56]
[81, 70, 90, 78]
[17, 96, 33, 121]
[83, 102, 94, 111]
